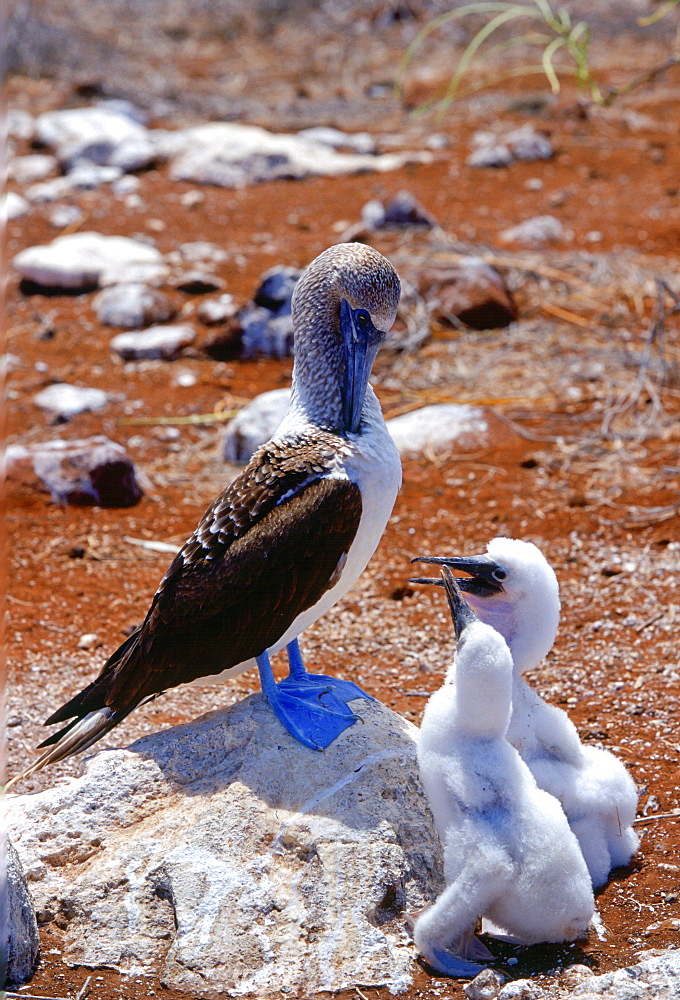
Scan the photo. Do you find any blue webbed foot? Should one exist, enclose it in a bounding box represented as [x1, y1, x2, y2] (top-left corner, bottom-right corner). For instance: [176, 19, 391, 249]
[285, 638, 376, 705]
[425, 947, 487, 979]
[257, 647, 362, 752]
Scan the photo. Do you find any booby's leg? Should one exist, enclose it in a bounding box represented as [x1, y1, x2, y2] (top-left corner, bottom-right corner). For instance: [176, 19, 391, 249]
[283, 637, 376, 704]
[256, 649, 359, 752]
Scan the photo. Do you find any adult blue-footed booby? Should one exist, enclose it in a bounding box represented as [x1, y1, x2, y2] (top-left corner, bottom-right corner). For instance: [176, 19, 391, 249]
[10, 243, 401, 788]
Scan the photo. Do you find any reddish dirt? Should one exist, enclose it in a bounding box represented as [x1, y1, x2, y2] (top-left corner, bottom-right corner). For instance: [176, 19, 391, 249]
[5, 13, 680, 1000]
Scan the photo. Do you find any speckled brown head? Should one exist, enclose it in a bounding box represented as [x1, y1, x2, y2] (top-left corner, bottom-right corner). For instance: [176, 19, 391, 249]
[289, 243, 401, 433]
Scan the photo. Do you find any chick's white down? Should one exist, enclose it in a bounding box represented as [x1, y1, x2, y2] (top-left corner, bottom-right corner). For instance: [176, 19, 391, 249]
[415, 587, 594, 976]
[459, 536, 639, 888]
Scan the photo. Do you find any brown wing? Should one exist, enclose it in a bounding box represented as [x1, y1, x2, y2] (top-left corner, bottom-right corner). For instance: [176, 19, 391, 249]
[46, 456, 362, 725]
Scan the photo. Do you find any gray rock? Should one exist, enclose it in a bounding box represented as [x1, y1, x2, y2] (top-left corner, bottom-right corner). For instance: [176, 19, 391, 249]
[501, 214, 564, 247]
[64, 162, 123, 188]
[2, 839, 40, 986]
[14, 232, 163, 290]
[169, 122, 430, 187]
[420, 258, 517, 330]
[386, 404, 489, 456]
[223, 387, 291, 462]
[110, 323, 196, 360]
[240, 306, 294, 359]
[93, 283, 177, 328]
[8, 152, 58, 184]
[8, 697, 443, 996]
[34, 104, 149, 169]
[33, 382, 108, 421]
[569, 950, 680, 998]
[2, 192, 30, 221]
[7, 436, 143, 507]
[197, 293, 238, 325]
[505, 126, 553, 162]
[254, 265, 301, 312]
[173, 270, 224, 294]
[467, 143, 512, 169]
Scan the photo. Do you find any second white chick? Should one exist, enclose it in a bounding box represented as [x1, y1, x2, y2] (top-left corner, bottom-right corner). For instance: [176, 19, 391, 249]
[414, 567, 594, 978]
[414, 536, 639, 888]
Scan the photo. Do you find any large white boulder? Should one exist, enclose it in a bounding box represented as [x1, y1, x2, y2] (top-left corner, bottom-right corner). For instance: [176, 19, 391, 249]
[8, 696, 443, 996]
[13, 232, 163, 291]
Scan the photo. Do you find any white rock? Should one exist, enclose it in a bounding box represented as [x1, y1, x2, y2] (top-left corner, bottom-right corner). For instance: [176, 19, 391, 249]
[223, 387, 291, 462]
[14, 232, 163, 290]
[467, 143, 512, 168]
[501, 215, 564, 247]
[297, 126, 376, 154]
[34, 104, 149, 169]
[386, 404, 489, 456]
[33, 383, 108, 420]
[569, 950, 680, 998]
[197, 293, 238, 325]
[498, 980, 545, 999]
[110, 323, 196, 360]
[4, 839, 40, 986]
[169, 122, 430, 187]
[8, 697, 443, 996]
[65, 162, 123, 187]
[93, 283, 177, 328]
[48, 204, 85, 229]
[464, 968, 506, 999]
[2, 191, 30, 221]
[8, 153, 58, 184]
[7, 108, 35, 140]
[99, 260, 170, 288]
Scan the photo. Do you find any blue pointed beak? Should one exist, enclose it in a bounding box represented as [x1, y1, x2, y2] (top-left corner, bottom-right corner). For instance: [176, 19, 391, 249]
[339, 298, 383, 434]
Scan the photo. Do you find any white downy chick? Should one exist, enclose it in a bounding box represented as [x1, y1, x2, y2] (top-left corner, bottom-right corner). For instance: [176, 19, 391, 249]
[414, 568, 594, 978]
[413, 537, 639, 888]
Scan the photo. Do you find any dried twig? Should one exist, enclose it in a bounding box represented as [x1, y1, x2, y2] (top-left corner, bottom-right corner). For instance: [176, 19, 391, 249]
[634, 809, 680, 826]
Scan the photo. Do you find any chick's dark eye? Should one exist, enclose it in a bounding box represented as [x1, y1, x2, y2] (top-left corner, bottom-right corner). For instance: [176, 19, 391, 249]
[493, 569, 506, 581]
[355, 309, 372, 331]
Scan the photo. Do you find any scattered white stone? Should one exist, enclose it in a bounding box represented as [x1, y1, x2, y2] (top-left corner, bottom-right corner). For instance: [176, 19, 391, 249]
[77, 633, 100, 650]
[48, 204, 85, 229]
[386, 403, 489, 456]
[464, 968, 507, 999]
[8, 697, 443, 996]
[7, 108, 35, 141]
[468, 126, 552, 168]
[33, 383, 108, 420]
[67, 162, 124, 187]
[197, 293, 238, 325]
[111, 174, 141, 195]
[4, 839, 39, 986]
[2, 191, 30, 221]
[93, 283, 177, 328]
[223, 387, 291, 462]
[14, 232, 163, 290]
[34, 104, 149, 169]
[169, 122, 430, 187]
[569, 949, 680, 998]
[501, 214, 564, 247]
[174, 370, 197, 388]
[110, 323, 196, 361]
[297, 126, 376, 154]
[8, 153, 58, 184]
[498, 980, 545, 999]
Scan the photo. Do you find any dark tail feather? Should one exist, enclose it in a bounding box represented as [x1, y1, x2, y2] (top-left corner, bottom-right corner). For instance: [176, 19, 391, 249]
[5, 707, 122, 791]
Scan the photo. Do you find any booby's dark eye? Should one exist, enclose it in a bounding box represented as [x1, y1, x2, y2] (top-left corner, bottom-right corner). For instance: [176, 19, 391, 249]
[493, 568, 506, 581]
[355, 309, 372, 331]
